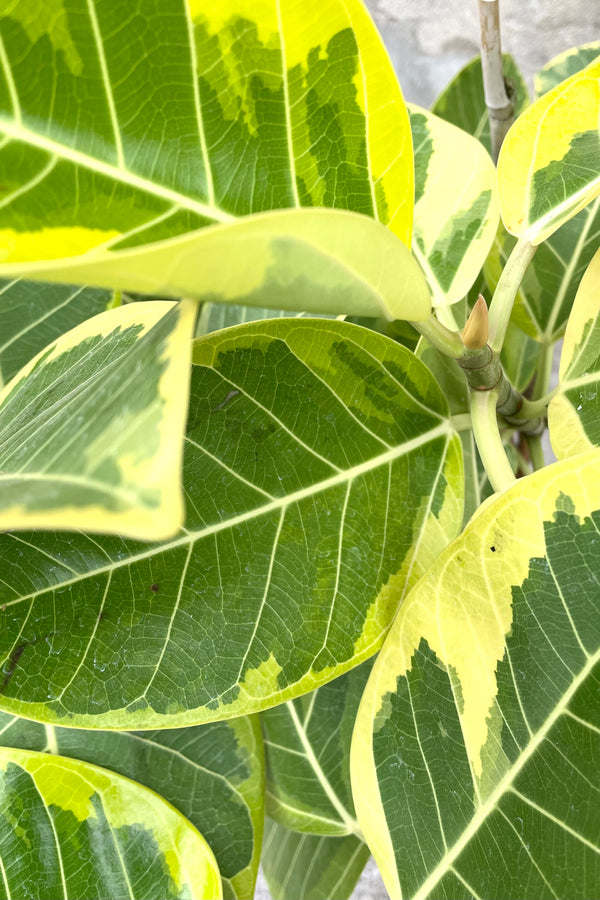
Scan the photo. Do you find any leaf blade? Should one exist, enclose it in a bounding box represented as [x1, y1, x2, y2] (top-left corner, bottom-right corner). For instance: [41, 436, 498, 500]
[262, 659, 373, 836]
[498, 58, 600, 244]
[0, 278, 114, 388]
[0, 209, 431, 321]
[549, 244, 600, 457]
[0, 299, 196, 539]
[0, 713, 262, 900]
[262, 818, 370, 900]
[0, 0, 416, 316]
[410, 104, 499, 308]
[0, 747, 221, 899]
[0, 319, 462, 728]
[352, 451, 600, 899]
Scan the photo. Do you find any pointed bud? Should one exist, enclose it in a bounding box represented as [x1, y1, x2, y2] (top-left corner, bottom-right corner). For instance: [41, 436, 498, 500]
[462, 294, 489, 349]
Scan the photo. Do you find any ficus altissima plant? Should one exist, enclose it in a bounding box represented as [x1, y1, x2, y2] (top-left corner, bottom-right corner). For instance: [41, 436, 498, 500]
[0, 0, 598, 897]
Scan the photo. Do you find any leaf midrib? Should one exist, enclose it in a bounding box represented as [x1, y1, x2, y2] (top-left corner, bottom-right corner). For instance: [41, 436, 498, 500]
[0, 119, 235, 226]
[1, 420, 453, 610]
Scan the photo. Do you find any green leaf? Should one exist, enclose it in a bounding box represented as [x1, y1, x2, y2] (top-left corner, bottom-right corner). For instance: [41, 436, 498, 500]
[0, 747, 221, 898]
[483, 41, 600, 345]
[262, 659, 373, 836]
[0, 319, 463, 729]
[197, 304, 303, 336]
[0, 0, 422, 320]
[409, 105, 498, 308]
[549, 245, 600, 458]
[0, 713, 262, 900]
[432, 51, 597, 347]
[499, 320, 541, 393]
[352, 450, 600, 899]
[1, 209, 431, 322]
[262, 818, 370, 900]
[483, 200, 600, 344]
[432, 54, 530, 153]
[535, 42, 600, 98]
[498, 57, 600, 244]
[0, 299, 196, 540]
[0, 278, 114, 388]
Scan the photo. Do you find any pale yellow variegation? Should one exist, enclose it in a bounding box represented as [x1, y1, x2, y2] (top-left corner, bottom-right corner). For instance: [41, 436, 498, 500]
[351, 450, 600, 899]
[498, 58, 600, 244]
[0, 300, 196, 539]
[410, 104, 499, 309]
[0, 748, 221, 899]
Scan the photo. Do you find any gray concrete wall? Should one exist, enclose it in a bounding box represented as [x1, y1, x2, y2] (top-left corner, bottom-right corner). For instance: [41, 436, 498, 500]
[256, 4, 599, 898]
[368, 0, 600, 107]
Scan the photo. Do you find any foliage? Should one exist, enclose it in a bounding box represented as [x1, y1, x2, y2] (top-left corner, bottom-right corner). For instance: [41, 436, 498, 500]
[0, 3, 598, 898]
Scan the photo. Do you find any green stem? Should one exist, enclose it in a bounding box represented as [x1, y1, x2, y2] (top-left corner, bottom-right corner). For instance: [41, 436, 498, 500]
[532, 341, 554, 401]
[471, 390, 517, 493]
[488, 238, 537, 353]
[527, 433, 546, 471]
[512, 445, 533, 476]
[410, 315, 464, 358]
[502, 345, 557, 425]
[435, 303, 461, 333]
[450, 413, 473, 432]
[514, 395, 551, 421]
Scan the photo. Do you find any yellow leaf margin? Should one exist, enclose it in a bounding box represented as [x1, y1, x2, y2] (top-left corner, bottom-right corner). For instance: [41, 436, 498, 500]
[351, 449, 600, 898]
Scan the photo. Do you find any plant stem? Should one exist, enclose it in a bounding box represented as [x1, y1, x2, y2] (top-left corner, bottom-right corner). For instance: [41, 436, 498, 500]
[410, 315, 465, 358]
[412, 307, 546, 436]
[488, 238, 537, 354]
[527, 433, 546, 470]
[515, 386, 559, 419]
[532, 341, 555, 400]
[435, 304, 461, 333]
[470, 389, 517, 492]
[477, 0, 514, 162]
[450, 413, 473, 432]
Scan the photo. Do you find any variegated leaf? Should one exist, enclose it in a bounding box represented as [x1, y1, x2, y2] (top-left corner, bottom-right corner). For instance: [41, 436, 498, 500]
[498, 57, 600, 244]
[0, 747, 221, 899]
[409, 105, 498, 308]
[484, 40, 600, 345]
[0, 319, 462, 729]
[435, 47, 600, 346]
[352, 451, 600, 899]
[0, 299, 196, 539]
[0, 0, 424, 320]
[0, 713, 263, 900]
[535, 42, 600, 98]
[262, 819, 370, 900]
[0, 278, 115, 388]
